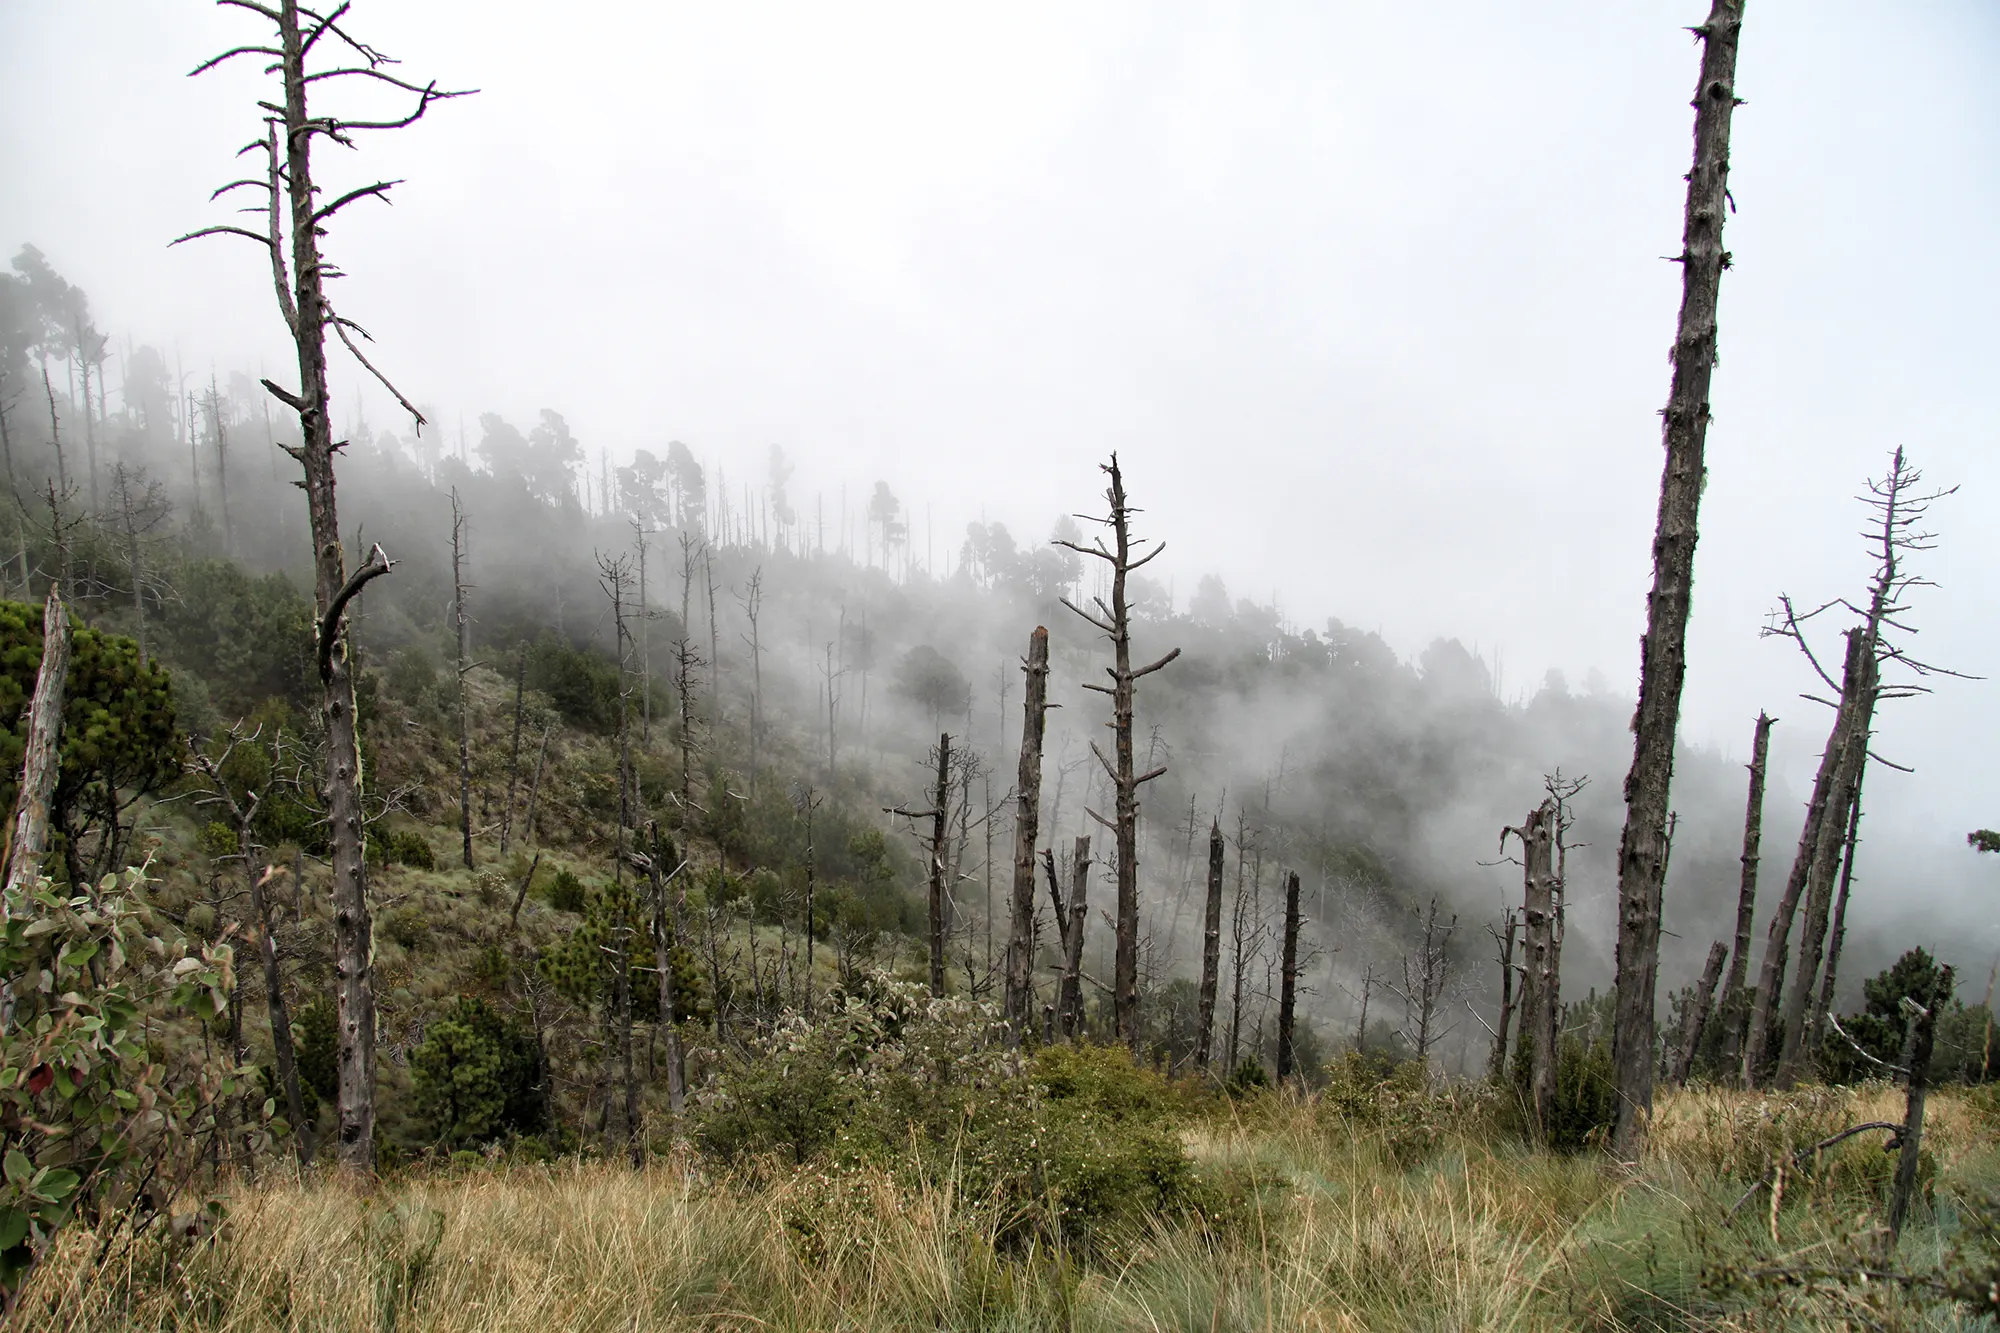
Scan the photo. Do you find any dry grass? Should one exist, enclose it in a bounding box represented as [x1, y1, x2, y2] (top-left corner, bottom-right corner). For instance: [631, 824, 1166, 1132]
[22, 1085, 1999, 1332]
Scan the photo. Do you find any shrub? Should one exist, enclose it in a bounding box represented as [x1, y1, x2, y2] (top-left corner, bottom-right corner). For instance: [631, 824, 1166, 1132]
[695, 974, 1208, 1251]
[294, 998, 338, 1104]
[410, 997, 546, 1149]
[381, 905, 431, 952]
[546, 868, 587, 914]
[386, 829, 436, 871]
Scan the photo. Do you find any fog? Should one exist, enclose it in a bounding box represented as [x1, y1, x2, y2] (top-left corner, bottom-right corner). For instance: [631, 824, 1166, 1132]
[2, 1, 1997, 1024]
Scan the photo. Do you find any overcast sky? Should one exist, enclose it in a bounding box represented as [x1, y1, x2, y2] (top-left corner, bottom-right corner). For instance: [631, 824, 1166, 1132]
[2, 1, 1996, 906]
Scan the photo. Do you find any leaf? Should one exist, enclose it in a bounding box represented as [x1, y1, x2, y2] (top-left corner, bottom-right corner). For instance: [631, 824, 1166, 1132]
[0, 1208, 24, 1253]
[38, 1169, 78, 1202]
[1, 1151, 28, 1186]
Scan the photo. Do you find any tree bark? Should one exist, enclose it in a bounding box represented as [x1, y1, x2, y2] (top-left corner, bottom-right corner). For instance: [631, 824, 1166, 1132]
[1776, 641, 1875, 1087]
[1195, 821, 1224, 1073]
[5, 589, 69, 894]
[1809, 770, 1865, 1051]
[1610, 0, 1746, 1160]
[927, 733, 952, 997]
[1004, 627, 1049, 1030]
[1668, 940, 1729, 1086]
[1889, 970, 1948, 1245]
[1488, 910, 1520, 1083]
[1276, 869, 1302, 1081]
[643, 825, 687, 1119]
[1510, 799, 1560, 1139]
[1054, 836, 1091, 1038]
[1717, 711, 1773, 1075]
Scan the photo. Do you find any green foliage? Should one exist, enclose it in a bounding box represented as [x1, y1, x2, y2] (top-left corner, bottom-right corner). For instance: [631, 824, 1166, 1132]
[409, 997, 545, 1150]
[545, 868, 587, 914]
[1316, 1049, 1481, 1165]
[151, 560, 313, 711]
[381, 905, 431, 953]
[522, 635, 620, 733]
[1226, 1057, 1271, 1099]
[696, 975, 1209, 1251]
[537, 882, 704, 1030]
[1822, 948, 1960, 1085]
[0, 602, 179, 879]
[0, 865, 242, 1297]
[381, 828, 436, 871]
[294, 998, 338, 1105]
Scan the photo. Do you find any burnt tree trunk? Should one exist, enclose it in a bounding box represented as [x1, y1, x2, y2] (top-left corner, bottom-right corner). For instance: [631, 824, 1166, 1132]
[1610, 0, 1746, 1159]
[5, 589, 69, 893]
[1056, 836, 1092, 1038]
[1276, 869, 1302, 1082]
[1196, 820, 1224, 1074]
[1668, 940, 1730, 1086]
[1058, 455, 1179, 1049]
[1004, 626, 1050, 1031]
[1718, 711, 1773, 1076]
[927, 733, 952, 997]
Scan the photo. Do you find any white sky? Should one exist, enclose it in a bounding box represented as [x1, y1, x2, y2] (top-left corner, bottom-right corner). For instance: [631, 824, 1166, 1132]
[2, 1, 1997, 904]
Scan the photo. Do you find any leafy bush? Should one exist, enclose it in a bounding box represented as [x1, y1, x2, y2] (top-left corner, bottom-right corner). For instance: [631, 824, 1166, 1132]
[1317, 1049, 1469, 1165]
[546, 868, 587, 914]
[409, 997, 546, 1149]
[382, 828, 436, 871]
[0, 866, 241, 1300]
[381, 904, 431, 952]
[695, 974, 1209, 1251]
[523, 635, 620, 732]
[294, 998, 338, 1105]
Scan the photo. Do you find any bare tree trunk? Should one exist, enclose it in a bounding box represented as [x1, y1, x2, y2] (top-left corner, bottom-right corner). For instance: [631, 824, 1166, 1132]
[1776, 641, 1876, 1087]
[1810, 773, 1865, 1050]
[5, 589, 69, 893]
[926, 733, 952, 997]
[500, 647, 525, 854]
[740, 568, 763, 777]
[1610, 0, 1746, 1159]
[523, 724, 550, 850]
[643, 823, 686, 1118]
[1747, 632, 1866, 1087]
[1508, 800, 1560, 1137]
[207, 375, 233, 559]
[1488, 910, 1520, 1083]
[1718, 711, 1773, 1076]
[1276, 869, 1301, 1082]
[1004, 626, 1049, 1030]
[1889, 971, 1948, 1245]
[1196, 821, 1224, 1074]
[1058, 456, 1179, 1048]
[1668, 940, 1729, 1086]
[1059, 835, 1091, 1037]
[451, 490, 473, 870]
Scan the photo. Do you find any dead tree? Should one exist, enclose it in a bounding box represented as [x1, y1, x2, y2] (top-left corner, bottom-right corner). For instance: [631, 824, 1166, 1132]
[1057, 454, 1180, 1048]
[634, 822, 687, 1119]
[599, 553, 638, 884]
[179, 3, 469, 1172]
[630, 516, 654, 743]
[674, 533, 704, 814]
[1608, 0, 1746, 1161]
[1668, 940, 1730, 1086]
[736, 567, 764, 776]
[1390, 897, 1458, 1074]
[1717, 711, 1774, 1076]
[4, 589, 69, 894]
[1226, 811, 1261, 1074]
[451, 489, 473, 870]
[108, 462, 171, 664]
[1196, 820, 1224, 1073]
[1889, 973, 1948, 1244]
[1810, 773, 1866, 1050]
[1003, 625, 1050, 1030]
[1050, 835, 1092, 1037]
[1486, 908, 1520, 1083]
[926, 735, 952, 996]
[206, 375, 234, 558]
[1353, 964, 1380, 1052]
[499, 646, 526, 854]
[1503, 799, 1560, 1136]
[1276, 869, 1303, 1082]
[796, 786, 821, 1007]
[193, 734, 311, 1168]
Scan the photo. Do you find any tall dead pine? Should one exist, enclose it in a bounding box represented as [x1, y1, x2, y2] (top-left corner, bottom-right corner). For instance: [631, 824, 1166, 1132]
[180, 3, 469, 1172]
[451, 489, 473, 870]
[1057, 454, 1180, 1049]
[1668, 940, 1730, 1086]
[1609, 0, 1745, 1160]
[1195, 821, 1224, 1073]
[927, 734, 953, 996]
[1003, 626, 1050, 1031]
[1504, 800, 1560, 1134]
[1276, 869, 1303, 1082]
[1718, 711, 1773, 1076]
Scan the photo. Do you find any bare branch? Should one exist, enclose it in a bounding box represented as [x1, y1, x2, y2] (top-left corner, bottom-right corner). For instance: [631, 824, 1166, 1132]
[169, 224, 276, 250]
[330, 316, 427, 431]
[311, 179, 402, 225]
[317, 543, 395, 683]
